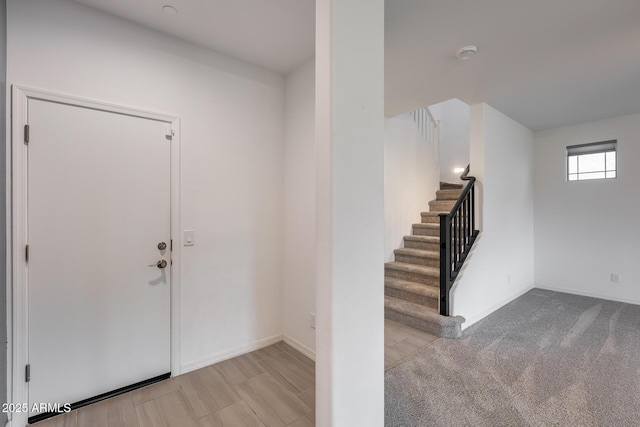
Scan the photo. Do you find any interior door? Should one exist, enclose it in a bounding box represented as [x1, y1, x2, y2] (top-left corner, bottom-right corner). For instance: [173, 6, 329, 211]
[27, 98, 171, 417]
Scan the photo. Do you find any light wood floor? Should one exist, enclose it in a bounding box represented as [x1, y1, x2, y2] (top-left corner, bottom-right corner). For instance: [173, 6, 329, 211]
[34, 321, 435, 426]
[34, 342, 315, 427]
[384, 319, 438, 370]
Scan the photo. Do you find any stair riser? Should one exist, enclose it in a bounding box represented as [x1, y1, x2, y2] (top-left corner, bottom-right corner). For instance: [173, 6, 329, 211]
[421, 214, 470, 224]
[385, 287, 438, 309]
[385, 308, 441, 336]
[413, 227, 470, 239]
[429, 201, 456, 211]
[384, 308, 462, 338]
[421, 215, 440, 224]
[440, 182, 463, 190]
[412, 226, 439, 236]
[394, 253, 439, 268]
[385, 267, 438, 286]
[404, 239, 439, 252]
[436, 190, 462, 200]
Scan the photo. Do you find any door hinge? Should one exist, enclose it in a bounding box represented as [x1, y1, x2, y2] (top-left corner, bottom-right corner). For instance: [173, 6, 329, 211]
[24, 124, 30, 144]
[25, 364, 30, 382]
[25, 245, 29, 262]
[165, 124, 173, 141]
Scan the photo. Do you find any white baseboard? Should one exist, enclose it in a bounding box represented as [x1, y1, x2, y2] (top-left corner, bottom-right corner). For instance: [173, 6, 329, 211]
[283, 335, 316, 361]
[180, 334, 283, 374]
[534, 285, 640, 307]
[459, 284, 534, 330]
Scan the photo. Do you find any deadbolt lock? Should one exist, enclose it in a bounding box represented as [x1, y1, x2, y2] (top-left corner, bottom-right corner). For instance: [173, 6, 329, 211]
[158, 242, 167, 250]
[149, 260, 168, 269]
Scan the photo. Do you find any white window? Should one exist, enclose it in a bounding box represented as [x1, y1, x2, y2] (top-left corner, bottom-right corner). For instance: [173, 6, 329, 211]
[567, 140, 617, 181]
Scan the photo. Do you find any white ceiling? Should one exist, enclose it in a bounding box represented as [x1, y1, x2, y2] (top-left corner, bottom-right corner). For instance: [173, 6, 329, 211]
[72, 0, 640, 131]
[386, 0, 640, 130]
[72, 0, 315, 74]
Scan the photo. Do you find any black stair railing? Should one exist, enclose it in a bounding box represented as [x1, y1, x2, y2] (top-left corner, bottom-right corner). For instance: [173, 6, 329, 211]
[439, 165, 480, 316]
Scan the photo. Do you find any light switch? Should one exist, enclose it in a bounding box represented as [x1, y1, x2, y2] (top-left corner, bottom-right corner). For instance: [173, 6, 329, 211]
[184, 230, 195, 246]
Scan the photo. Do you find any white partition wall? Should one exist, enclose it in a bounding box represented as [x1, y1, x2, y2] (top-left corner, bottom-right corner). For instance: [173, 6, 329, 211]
[451, 103, 535, 328]
[315, 0, 385, 425]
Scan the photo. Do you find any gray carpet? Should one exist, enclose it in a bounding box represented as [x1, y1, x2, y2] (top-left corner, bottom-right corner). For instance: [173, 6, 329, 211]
[385, 289, 640, 426]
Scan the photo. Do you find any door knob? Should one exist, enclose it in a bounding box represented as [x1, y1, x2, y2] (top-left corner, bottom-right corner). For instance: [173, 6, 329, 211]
[149, 260, 168, 269]
[157, 242, 167, 250]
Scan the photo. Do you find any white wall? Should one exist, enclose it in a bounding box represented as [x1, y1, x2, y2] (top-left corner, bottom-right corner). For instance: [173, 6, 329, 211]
[0, 0, 6, 422]
[316, 0, 385, 424]
[8, 0, 285, 372]
[435, 99, 470, 183]
[283, 59, 316, 358]
[534, 113, 640, 304]
[384, 113, 440, 261]
[451, 103, 534, 328]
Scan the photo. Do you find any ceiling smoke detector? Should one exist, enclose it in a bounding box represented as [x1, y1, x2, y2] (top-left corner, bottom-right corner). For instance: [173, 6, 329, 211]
[163, 5, 178, 15]
[457, 45, 478, 60]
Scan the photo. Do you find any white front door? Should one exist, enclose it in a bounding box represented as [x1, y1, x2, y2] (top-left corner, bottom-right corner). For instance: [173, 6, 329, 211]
[26, 98, 171, 418]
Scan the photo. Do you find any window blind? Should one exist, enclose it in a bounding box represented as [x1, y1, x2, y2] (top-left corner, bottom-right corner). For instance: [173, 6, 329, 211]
[567, 140, 616, 156]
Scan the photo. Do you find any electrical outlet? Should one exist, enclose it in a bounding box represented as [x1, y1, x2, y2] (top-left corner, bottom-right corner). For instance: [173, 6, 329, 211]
[611, 273, 620, 283]
[310, 312, 316, 329]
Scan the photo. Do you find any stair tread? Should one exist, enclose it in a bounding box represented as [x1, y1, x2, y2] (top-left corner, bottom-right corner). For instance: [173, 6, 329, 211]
[394, 247, 439, 258]
[412, 223, 439, 229]
[385, 262, 439, 277]
[422, 211, 468, 217]
[404, 235, 438, 242]
[385, 278, 439, 297]
[440, 182, 463, 189]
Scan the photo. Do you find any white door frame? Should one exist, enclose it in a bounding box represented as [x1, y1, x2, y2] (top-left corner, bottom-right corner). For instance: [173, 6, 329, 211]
[6, 86, 182, 427]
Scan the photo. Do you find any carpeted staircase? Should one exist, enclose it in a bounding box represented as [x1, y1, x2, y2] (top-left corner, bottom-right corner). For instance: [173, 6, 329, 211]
[384, 182, 466, 338]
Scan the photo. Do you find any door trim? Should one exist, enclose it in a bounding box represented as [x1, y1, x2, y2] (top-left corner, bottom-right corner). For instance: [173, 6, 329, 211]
[6, 86, 182, 427]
